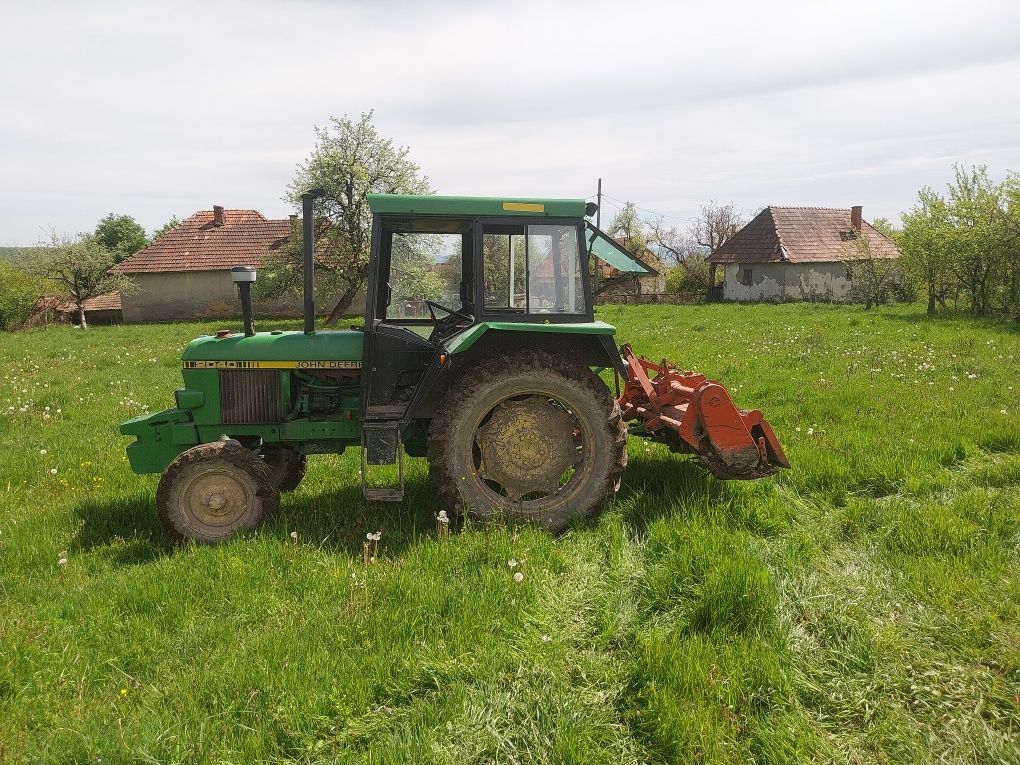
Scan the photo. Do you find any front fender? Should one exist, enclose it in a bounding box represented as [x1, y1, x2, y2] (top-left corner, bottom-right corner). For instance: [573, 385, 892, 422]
[120, 408, 200, 474]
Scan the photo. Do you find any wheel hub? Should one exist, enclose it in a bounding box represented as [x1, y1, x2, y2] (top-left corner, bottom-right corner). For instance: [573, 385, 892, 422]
[475, 396, 580, 501]
[184, 471, 251, 527]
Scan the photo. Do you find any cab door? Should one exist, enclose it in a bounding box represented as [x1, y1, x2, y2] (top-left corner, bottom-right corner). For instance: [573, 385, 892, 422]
[361, 216, 473, 421]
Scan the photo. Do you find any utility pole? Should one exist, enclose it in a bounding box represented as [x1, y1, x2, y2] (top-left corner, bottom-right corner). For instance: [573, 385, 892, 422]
[596, 178, 602, 231]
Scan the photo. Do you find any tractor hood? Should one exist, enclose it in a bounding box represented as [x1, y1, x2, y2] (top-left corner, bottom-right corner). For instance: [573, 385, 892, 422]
[182, 329, 364, 367]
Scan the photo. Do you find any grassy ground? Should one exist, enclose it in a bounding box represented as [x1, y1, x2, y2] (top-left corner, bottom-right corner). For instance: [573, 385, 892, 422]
[1, 303, 1019, 764]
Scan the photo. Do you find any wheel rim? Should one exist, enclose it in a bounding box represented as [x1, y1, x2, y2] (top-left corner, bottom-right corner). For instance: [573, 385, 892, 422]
[179, 467, 256, 528]
[472, 393, 591, 508]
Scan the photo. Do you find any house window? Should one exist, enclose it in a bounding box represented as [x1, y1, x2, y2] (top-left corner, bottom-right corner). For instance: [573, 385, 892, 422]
[740, 268, 753, 286]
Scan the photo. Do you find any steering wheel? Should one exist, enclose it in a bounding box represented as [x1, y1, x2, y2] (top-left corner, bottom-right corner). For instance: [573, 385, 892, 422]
[423, 300, 473, 325]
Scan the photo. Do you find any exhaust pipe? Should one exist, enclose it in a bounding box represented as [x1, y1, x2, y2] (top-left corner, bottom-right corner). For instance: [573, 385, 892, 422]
[230, 266, 257, 337]
[301, 188, 326, 334]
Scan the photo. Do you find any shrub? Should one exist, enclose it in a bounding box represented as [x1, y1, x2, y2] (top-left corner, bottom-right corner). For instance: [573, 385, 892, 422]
[665, 258, 710, 293]
[0, 262, 44, 330]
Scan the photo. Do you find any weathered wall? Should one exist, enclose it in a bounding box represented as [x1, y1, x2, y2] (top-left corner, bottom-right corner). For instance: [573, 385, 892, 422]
[121, 271, 367, 322]
[722, 261, 855, 302]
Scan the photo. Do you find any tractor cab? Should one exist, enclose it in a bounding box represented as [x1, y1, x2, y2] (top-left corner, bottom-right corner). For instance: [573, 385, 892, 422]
[355, 195, 653, 495]
[359, 195, 645, 424]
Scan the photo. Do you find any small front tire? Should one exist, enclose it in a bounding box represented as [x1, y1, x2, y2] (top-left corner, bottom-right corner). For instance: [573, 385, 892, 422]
[156, 441, 279, 544]
[260, 444, 307, 492]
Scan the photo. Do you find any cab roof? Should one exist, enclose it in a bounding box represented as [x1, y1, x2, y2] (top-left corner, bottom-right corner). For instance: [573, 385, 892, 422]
[366, 194, 587, 218]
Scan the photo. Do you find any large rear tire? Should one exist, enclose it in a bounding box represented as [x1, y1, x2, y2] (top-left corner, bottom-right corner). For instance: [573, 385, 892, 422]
[156, 441, 279, 544]
[428, 351, 627, 533]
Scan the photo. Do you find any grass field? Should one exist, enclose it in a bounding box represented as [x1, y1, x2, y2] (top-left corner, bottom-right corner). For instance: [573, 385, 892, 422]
[2, 303, 1019, 764]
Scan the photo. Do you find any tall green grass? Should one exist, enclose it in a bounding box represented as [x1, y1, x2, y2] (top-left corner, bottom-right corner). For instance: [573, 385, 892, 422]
[1, 304, 1018, 763]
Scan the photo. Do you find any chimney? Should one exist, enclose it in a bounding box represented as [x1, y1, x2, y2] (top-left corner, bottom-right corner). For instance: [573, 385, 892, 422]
[850, 205, 862, 232]
[213, 205, 225, 227]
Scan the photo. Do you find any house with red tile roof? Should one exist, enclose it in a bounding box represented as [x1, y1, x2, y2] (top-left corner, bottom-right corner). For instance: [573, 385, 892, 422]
[112, 205, 298, 322]
[707, 205, 900, 302]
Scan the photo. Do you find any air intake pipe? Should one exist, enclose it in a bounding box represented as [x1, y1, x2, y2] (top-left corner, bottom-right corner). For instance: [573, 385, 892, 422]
[231, 266, 257, 337]
[301, 188, 326, 334]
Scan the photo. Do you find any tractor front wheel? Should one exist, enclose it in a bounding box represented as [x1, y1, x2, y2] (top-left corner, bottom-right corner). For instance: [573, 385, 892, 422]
[156, 441, 279, 543]
[428, 351, 627, 533]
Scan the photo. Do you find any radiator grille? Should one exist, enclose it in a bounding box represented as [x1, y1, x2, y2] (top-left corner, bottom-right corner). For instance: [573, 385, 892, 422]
[219, 370, 281, 424]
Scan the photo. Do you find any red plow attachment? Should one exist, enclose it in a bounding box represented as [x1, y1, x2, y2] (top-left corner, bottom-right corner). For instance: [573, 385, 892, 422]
[617, 344, 789, 480]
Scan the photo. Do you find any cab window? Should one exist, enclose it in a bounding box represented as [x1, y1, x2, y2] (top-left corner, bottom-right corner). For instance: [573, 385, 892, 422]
[380, 218, 471, 322]
[482, 223, 585, 314]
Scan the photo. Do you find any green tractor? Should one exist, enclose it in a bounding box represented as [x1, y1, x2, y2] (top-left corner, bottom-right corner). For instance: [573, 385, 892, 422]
[121, 192, 788, 543]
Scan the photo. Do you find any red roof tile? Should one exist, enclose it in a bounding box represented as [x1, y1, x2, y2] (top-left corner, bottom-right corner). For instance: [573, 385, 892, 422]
[708, 207, 900, 264]
[55, 291, 122, 313]
[112, 209, 292, 273]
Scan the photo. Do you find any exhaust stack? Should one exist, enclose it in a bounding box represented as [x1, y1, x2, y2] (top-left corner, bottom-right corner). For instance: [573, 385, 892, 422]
[301, 188, 326, 334]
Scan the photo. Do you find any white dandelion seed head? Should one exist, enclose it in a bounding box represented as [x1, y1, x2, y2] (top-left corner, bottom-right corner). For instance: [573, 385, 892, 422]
[508, 558, 518, 568]
[513, 571, 524, 583]
[49, 468, 57, 475]
[58, 557, 67, 567]
[39, 448, 47, 455]
[437, 510, 449, 523]
[1001, 409, 1008, 415]
[290, 531, 298, 540]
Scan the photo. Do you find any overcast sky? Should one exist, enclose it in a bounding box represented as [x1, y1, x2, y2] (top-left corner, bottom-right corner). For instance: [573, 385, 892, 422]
[2, 0, 1019, 243]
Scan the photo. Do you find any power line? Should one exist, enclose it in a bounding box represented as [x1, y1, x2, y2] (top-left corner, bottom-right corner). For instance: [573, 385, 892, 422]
[596, 192, 695, 227]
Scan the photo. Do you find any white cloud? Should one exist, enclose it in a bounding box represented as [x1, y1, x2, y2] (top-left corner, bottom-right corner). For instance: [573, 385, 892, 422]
[1, 0, 1018, 242]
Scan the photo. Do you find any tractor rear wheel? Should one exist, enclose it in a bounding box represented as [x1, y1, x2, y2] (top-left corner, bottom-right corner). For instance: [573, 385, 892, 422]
[260, 444, 307, 492]
[428, 351, 627, 533]
[156, 440, 279, 544]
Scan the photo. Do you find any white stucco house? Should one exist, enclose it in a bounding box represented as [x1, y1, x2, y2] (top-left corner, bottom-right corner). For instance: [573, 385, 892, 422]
[707, 205, 900, 302]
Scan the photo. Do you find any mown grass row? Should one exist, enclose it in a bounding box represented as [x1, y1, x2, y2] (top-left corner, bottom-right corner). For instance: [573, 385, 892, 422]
[1, 304, 1018, 763]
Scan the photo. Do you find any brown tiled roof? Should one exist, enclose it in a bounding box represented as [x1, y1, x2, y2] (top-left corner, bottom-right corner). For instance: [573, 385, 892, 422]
[707, 207, 900, 264]
[56, 291, 122, 313]
[112, 209, 292, 273]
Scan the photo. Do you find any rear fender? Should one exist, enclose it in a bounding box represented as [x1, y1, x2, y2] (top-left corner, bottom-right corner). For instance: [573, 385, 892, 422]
[407, 329, 622, 419]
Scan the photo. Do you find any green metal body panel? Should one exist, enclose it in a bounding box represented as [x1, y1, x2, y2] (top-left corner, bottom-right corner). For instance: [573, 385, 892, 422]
[367, 194, 586, 218]
[183, 329, 363, 362]
[443, 320, 617, 354]
[120, 408, 199, 473]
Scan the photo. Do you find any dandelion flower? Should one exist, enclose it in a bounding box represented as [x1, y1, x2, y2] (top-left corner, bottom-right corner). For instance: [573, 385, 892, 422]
[437, 510, 449, 523]
[795, 427, 801, 433]
[513, 571, 524, 583]
[58, 557, 67, 567]
[39, 448, 47, 455]
[508, 558, 518, 568]
[1001, 409, 1008, 415]
[541, 634, 550, 642]
[49, 468, 57, 475]
[807, 427, 814, 436]
[290, 531, 298, 541]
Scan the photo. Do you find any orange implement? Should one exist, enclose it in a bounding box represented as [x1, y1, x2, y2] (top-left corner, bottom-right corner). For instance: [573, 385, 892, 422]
[617, 344, 789, 480]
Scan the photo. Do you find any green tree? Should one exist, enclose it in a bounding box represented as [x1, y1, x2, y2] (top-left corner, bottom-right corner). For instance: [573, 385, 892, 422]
[944, 165, 1009, 315]
[262, 111, 432, 323]
[608, 202, 649, 255]
[35, 233, 134, 329]
[0, 262, 45, 330]
[152, 215, 180, 241]
[841, 224, 903, 309]
[901, 190, 953, 315]
[94, 213, 148, 262]
[1000, 172, 1020, 318]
